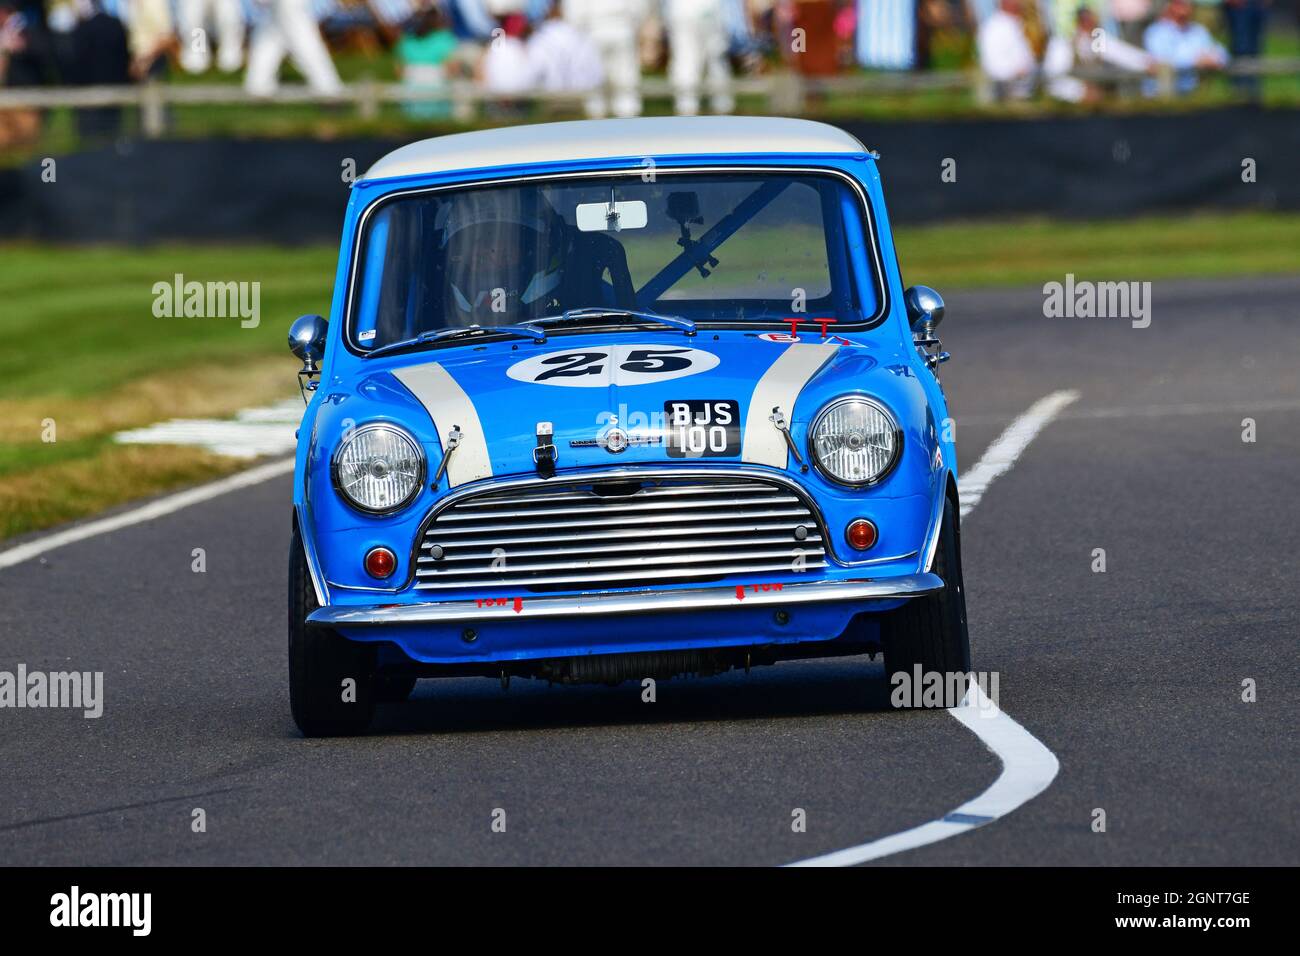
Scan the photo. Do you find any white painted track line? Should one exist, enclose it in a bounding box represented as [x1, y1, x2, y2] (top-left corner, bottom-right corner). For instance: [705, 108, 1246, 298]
[786, 389, 1078, 867]
[0, 458, 294, 571]
[788, 683, 1060, 866]
[957, 389, 1079, 518]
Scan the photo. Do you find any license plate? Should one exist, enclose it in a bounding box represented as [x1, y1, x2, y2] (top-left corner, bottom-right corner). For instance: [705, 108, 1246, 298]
[664, 400, 741, 458]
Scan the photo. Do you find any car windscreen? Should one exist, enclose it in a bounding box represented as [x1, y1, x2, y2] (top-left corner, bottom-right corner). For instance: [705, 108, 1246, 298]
[348, 170, 881, 351]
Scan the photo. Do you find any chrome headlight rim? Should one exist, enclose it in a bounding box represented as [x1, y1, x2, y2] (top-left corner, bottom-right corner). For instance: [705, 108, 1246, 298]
[809, 395, 903, 488]
[330, 422, 426, 516]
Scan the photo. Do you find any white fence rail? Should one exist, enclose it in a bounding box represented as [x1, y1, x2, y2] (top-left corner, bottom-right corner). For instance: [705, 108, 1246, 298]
[0, 59, 1294, 138]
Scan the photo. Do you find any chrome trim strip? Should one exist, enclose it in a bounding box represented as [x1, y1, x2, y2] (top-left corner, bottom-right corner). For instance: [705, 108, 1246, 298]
[417, 534, 822, 563]
[309, 573, 943, 626]
[295, 501, 330, 607]
[435, 492, 800, 521]
[419, 520, 818, 550]
[855, 548, 919, 567]
[921, 487, 946, 573]
[424, 506, 810, 537]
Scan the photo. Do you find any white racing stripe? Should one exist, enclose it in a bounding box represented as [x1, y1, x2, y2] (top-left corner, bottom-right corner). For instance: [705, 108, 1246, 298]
[786, 388, 1077, 867]
[741, 343, 839, 468]
[392, 362, 493, 487]
[0, 458, 295, 571]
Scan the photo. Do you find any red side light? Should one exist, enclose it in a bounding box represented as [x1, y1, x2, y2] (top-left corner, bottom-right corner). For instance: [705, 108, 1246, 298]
[364, 547, 396, 579]
[846, 519, 877, 551]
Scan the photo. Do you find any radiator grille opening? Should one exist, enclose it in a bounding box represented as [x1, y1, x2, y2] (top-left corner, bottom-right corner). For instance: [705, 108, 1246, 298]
[413, 475, 828, 593]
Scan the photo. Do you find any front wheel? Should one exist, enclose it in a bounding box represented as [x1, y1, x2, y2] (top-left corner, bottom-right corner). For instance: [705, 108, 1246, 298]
[289, 527, 376, 736]
[882, 497, 971, 708]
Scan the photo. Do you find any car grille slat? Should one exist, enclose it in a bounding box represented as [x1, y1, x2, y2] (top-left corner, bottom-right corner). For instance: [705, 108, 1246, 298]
[416, 548, 826, 578]
[413, 475, 828, 593]
[454, 483, 774, 508]
[417, 534, 823, 564]
[436, 493, 801, 522]
[423, 507, 811, 537]
[418, 520, 819, 552]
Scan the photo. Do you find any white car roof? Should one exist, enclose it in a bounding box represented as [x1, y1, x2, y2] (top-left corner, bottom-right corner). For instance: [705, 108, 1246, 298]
[362, 116, 868, 182]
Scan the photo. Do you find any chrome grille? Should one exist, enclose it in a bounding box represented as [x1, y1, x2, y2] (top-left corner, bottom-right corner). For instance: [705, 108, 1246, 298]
[413, 474, 828, 592]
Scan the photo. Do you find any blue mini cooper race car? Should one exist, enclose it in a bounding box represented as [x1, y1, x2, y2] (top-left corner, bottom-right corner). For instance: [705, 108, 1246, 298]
[287, 116, 968, 736]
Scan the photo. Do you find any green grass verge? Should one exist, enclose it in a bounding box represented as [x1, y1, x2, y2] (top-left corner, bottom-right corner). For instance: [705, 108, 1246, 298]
[1, 208, 1297, 541]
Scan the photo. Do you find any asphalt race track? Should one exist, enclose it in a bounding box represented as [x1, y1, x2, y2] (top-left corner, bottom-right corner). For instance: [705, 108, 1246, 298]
[2, 276, 1297, 866]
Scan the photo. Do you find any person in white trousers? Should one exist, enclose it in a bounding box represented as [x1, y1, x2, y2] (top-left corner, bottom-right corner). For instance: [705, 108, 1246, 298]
[244, 0, 342, 97]
[178, 0, 246, 73]
[664, 0, 733, 116]
[563, 0, 645, 118]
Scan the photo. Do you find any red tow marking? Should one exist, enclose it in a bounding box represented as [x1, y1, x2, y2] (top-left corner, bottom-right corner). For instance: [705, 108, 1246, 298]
[783, 317, 838, 339]
[735, 585, 745, 601]
[513, 597, 522, 613]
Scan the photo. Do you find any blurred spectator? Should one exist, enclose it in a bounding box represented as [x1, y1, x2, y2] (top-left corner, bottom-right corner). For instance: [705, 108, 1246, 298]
[395, 2, 457, 118]
[977, 0, 1036, 99]
[858, 0, 916, 69]
[1, 0, 53, 87]
[1075, 5, 1155, 70]
[528, 5, 602, 99]
[245, 0, 343, 96]
[1046, 5, 1155, 101]
[565, 0, 645, 118]
[480, 12, 537, 95]
[665, 0, 733, 115]
[1221, 0, 1268, 96]
[177, 0, 246, 73]
[1143, 0, 1228, 92]
[0, 0, 52, 146]
[69, 0, 131, 139]
[788, 0, 837, 75]
[1111, 0, 1154, 44]
[127, 0, 176, 80]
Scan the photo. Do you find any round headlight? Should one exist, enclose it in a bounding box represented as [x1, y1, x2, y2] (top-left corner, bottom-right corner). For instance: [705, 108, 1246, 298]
[332, 423, 425, 514]
[810, 398, 901, 486]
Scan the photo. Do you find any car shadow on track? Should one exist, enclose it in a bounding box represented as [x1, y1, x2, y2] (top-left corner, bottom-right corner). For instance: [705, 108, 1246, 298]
[356, 657, 918, 738]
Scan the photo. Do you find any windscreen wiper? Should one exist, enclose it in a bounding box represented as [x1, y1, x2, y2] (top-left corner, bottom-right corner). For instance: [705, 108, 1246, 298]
[532, 308, 697, 337]
[365, 322, 545, 358]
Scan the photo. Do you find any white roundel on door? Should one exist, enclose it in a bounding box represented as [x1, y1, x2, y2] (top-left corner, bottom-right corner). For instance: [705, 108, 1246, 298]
[506, 344, 719, 387]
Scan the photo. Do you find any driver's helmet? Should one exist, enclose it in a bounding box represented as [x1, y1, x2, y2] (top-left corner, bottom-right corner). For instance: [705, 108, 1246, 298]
[437, 192, 567, 321]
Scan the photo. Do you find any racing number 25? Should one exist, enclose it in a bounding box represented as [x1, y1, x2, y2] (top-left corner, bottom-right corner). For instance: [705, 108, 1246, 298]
[534, 349, 691, 382]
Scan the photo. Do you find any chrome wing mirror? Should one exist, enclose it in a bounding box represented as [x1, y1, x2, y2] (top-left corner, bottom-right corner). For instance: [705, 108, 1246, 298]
[905, 286, 950, 370]
[288, 314, 328, 401]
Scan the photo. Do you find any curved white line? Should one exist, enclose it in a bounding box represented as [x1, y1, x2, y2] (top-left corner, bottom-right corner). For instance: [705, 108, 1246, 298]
[786, 389, 1077, 866]
[0, 458, 295, 571]
[787, 683, 1059, 866]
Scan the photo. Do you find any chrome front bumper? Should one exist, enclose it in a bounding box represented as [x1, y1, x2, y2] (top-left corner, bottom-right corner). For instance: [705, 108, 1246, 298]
[307, 572, 943, 627]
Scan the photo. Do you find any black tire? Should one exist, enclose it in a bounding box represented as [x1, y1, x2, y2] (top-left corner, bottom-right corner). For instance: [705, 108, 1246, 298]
[289, 527, 376, 736]
[375, 673, 417, 703]
[882, 496, 971, 708]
